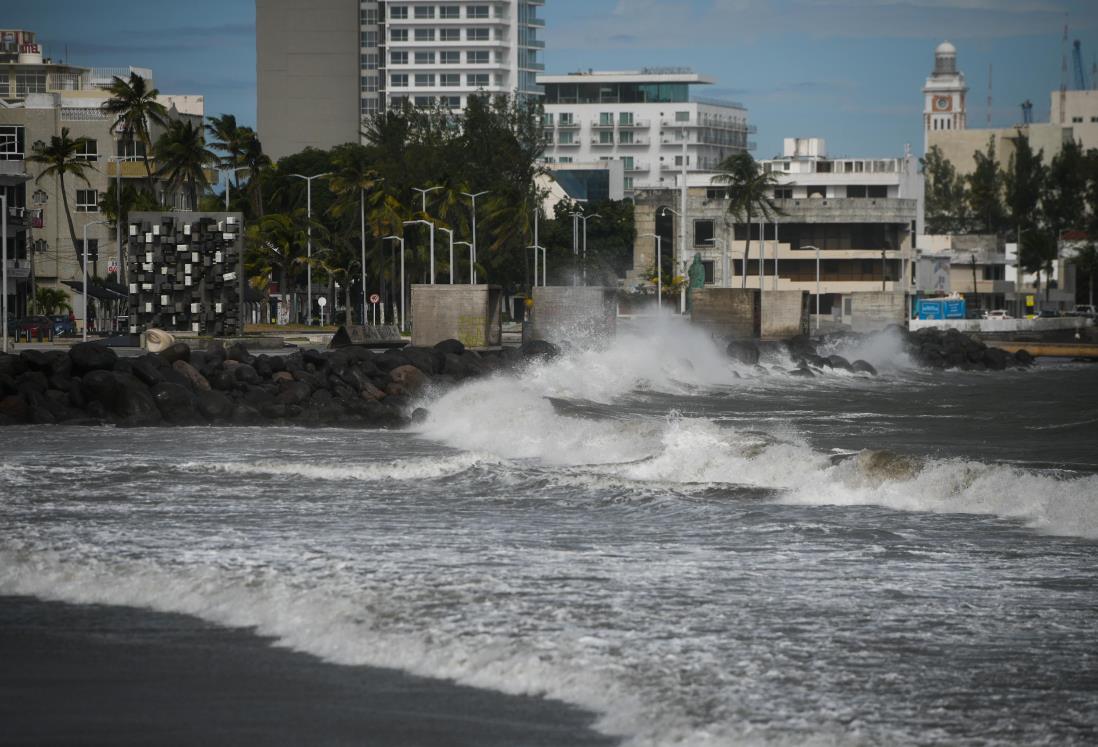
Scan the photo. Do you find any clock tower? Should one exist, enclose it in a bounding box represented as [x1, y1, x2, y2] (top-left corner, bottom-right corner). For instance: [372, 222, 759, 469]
[923, 41, 967, 153]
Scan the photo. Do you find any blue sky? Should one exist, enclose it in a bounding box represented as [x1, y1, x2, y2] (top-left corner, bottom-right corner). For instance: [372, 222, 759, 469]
[7, 0, 1097, 158]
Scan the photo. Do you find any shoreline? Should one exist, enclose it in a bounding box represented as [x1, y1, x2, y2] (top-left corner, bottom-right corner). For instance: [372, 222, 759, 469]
[0, 595, 617, 747]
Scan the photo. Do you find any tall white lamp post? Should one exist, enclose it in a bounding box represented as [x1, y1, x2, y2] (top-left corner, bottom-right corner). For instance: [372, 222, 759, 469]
[803, 245, 821, 331]
[438, 227, 455, 284]
[222, 166, 251, 210]
[82, 220, 110, 341]
[403, 219, 436, 284]
[413, 185, 442, 214]
[659, 206, 686, 313]
[461, 190, 489, 284]
[640, 233, 663, 308]
[455, 240, 473, 283]
[383, 235, 406, 331]
[290, 172, 330, 324]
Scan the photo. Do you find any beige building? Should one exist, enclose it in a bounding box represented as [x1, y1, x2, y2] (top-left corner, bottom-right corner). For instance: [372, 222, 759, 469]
[0, 29, 204, 326]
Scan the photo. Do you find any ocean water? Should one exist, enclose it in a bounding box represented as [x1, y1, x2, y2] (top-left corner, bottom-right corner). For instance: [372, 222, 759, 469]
[2, 324, 1097, 746]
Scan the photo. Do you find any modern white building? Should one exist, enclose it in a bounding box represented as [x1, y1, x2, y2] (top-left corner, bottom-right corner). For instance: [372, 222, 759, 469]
[257, 0, 545, 161]
[538, 69, 753, 193]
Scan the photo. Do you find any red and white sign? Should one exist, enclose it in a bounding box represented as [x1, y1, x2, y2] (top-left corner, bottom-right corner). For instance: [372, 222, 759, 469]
[369, 293, 380, 304]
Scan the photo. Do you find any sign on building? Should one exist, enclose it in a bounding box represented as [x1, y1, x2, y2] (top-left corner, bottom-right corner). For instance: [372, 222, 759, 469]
[916, 255, 951, 293]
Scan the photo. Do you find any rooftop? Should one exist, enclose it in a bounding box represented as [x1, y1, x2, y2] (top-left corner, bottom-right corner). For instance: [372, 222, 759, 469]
[539, 68, 713, 86]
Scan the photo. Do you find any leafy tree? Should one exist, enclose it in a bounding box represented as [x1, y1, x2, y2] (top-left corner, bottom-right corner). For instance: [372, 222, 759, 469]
[921, 145, 969, 234]
[98, 181, 160, 229]
[1004, 132, 1046, 234]
[1020, 229, 1058, 303]
[27, 128, 98, 266]
[245, 210, 328, 324]
[1043, 139, 1087, 237]
[966, 136, 1007, 235]
[1071, 243, 1098, 307]
[154, 119, 218, 210]
[100, 72, 168, 194]
[711, 153, 781, 288]
[32, 286, 72, 315]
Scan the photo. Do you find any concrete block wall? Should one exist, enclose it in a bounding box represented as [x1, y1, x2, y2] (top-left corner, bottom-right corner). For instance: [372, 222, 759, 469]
[848, 292, 906, 332]
[529, 286, 617, 347]
[410, 284, 502, 348]
[761, 290, 809, 339]
[690, 288, 760, 340]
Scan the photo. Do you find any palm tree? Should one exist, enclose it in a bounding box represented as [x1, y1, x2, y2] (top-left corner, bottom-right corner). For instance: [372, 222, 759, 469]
[711, 153, 782, 289]
[100, 72, 168, 195]
[239, 130, 272, 217]
[245, 210, 327, 324]
[154, 119, 218, 210]
[32, 286, 73, 315]
[27, 128, 98, 266]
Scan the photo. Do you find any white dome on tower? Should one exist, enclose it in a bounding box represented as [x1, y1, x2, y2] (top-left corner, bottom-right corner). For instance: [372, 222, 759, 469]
[933, 41, 958, 75]
[935, 41, 956, 56]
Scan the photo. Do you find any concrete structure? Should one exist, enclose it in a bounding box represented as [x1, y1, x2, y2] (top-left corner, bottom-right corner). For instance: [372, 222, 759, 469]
[539, 69, 753, 193]
[528, 286, 616, 347]
[690, 288, 759, 340]
[257, 0, 546, 161]
[410, 283, 501, 348]
[760, 290, 809, 339]
[536, 160, 625, 215]
[0, 28, 205, 322]
[916, 234, 1011, 311]
[632, 137, 919, 329]
[846, 292, 906, 333]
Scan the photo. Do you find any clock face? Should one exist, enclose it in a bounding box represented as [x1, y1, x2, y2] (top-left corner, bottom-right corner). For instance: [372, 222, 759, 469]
[934, 96, 951, 112]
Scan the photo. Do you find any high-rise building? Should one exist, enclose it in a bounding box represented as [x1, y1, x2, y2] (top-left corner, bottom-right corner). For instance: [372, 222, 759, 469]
[257, 0, 545, 161]
[538, 69, 753, 194]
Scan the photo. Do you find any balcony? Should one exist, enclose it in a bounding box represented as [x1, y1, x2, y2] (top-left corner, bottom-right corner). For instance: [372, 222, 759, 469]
[617, 118, 650, 129]
[624, 161, 649, 172]
[555, 139, 581, 147]
[590, 137, 616, 146]
[591, 121, 615, 130]
[556, 120, 579, 129]
[617, 136, 650, 146]
[106, 159, 153, 178]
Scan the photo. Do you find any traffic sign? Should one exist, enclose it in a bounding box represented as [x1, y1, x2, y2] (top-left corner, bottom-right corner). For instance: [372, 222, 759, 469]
[369, 293, 380, 304]
[317, 296, 327, 307]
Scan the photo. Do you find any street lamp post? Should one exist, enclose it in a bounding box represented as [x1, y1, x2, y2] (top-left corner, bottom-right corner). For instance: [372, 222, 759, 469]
[403, 219, 436, 284]
[383, 235, 406, 331]
[222, 166, 251, 210]
[527, 244, 546, 287]
[659, 207, 686, 313]
[413, 185, 442, 215]
[290, 172, 330, 324]
[106, 156, 129, 285]
[570, 212, 600, 285]
[438, 227, 455, 284]
[82, 219, 110, 341]
[640, 233, 663, 308]
[802, 245, 821, 332]
[460, 190, 489, 284]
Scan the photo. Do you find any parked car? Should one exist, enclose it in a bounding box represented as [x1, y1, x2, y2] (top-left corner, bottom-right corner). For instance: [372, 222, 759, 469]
[983, 309, 1012, 320]
[1069, 304, 1096, 318]
[1035, 308, 1062, 318]
[49, 315, 77, 336]
[13, 315, 54, 340]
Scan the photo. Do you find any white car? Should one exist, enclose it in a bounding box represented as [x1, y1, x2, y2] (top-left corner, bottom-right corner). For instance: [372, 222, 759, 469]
[983, 310, 1012, 320]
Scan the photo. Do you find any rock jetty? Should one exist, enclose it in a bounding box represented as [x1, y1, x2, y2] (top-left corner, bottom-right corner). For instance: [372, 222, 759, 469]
[0, 338, 559, 428]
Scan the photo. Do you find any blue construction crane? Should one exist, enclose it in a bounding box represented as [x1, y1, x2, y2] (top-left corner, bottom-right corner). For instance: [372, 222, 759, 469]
[1073, 40, 1087, 90]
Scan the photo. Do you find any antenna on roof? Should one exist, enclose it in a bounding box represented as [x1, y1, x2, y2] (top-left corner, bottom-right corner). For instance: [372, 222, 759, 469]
[1059, 21, 1068, 123]
[986, 63, 992, 127]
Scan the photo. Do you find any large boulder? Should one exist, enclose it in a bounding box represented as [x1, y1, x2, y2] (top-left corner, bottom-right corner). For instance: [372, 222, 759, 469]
[726, 341, 760, 366]
[111, 373, 162, 426]
[826, 354, 854, 372]
[69, 342, 118, 374]
[389, 364, 429, 395]
[158, 342, 191, 365]
[172, 360, 211, 391]
[275, 380, 312, 406]
[521, 339, 560, 360]
[433, 338, 465, 356]
[130, 355, 166, 387]
[0, 395, 29, 422]
[18, 349, 51, 371]
[196, 389, 233, 421]
[851, 359, 878, 376]
[151, 382, 199, 424]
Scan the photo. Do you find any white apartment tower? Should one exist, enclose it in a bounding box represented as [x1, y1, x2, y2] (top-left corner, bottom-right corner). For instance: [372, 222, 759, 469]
[538, 69, 753, 193]
[258, 0, 545, 161]
[922, 41, 967, 153]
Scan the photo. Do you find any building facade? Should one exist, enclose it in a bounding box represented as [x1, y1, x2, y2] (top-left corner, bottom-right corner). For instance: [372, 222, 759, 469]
[257, 0, 546, 161]
[922, 41, 967, 154]
[0, 29, 204, 324]
[631, 137, 919, 324]
[538, 69, 753, 193]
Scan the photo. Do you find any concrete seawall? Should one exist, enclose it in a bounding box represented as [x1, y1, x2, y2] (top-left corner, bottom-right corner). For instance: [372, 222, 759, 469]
[529, 287, 617, 347]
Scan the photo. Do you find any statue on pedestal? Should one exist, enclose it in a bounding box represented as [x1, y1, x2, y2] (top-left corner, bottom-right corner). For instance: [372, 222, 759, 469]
[687, 253, 705, 311]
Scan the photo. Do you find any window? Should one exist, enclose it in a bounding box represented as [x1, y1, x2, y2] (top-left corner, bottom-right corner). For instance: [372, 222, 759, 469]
[361, 30, 378, 47]
[415, 51, 435, 64]
[619, 131, 634, 144]
[116, 139, 146, 160]
[598, 131, 613, 144]
[415, 96, 434, 107]
[441, 95, 461, 108]
[702, 260, 714, 284]
[621, 156, 634, 170]
[414, 5, 435, 18]
[806, 185, 827, 198]
[542, 112, 553, 126]
[361, 53, 379, 69]
[361, 76, 379, 92]
[624, 177, 634, 190]
[1072, 116, 1083, 123]
[15, 72, 46, 95]
[468, 4, 490, 17]
[694, 219, 714, 247]
[0, 125, 24, 160]
[415, 73, 435, 87]
[389, 5, 408, 18]
[467, 28, 489, 41]
[440, 73, 460, 87]
[439, 5, 460, 18]
[76, 189, 98, 212]
[440, 28, 460, 41]
[77, 239, 99, 263]
[467, 73, 489, 87]
[705, 188, 728, 200]
[846, 185, 867, 198]
[361, 98, 380, 116]
[675, 110, 689, 122]
[599, 112, 613, 126]
[415, 28, 435, 42]
[390, 95, 408, 107]
[440, 50, 460, 64]
[559, 156, 573, 163]
[558, 131, 574, 145]
[619, 112, 633, 125]
[361, 6, 379, 23]
[544, 131, 553, 144]
[559, 112, 574, 125]
[867, 185, 887, 198]
[391, 51, 408, 65]
[391, 28, 408, 41]
[774, 187, 793, 199]
[75, 138, 98, 161]
[391, 74, 409, 88]
[467, 50, 489, 64]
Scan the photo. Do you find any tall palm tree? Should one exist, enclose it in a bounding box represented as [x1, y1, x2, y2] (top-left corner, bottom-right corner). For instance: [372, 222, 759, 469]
[27, 128, 98, 266]
[239, 130, 272, 217]
[245, 210, 327, 324]
[154, 119, 218, 210]
[100, 72, 168, 195]
[206, 113, 245, 171]
[711, 153, 782, 289]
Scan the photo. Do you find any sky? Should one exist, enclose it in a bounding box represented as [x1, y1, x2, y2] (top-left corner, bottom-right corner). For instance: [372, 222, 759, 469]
[6, 0, 1097, 158]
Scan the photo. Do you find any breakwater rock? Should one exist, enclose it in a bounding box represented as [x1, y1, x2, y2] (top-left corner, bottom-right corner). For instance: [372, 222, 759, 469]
[0, 339, 559, 428]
